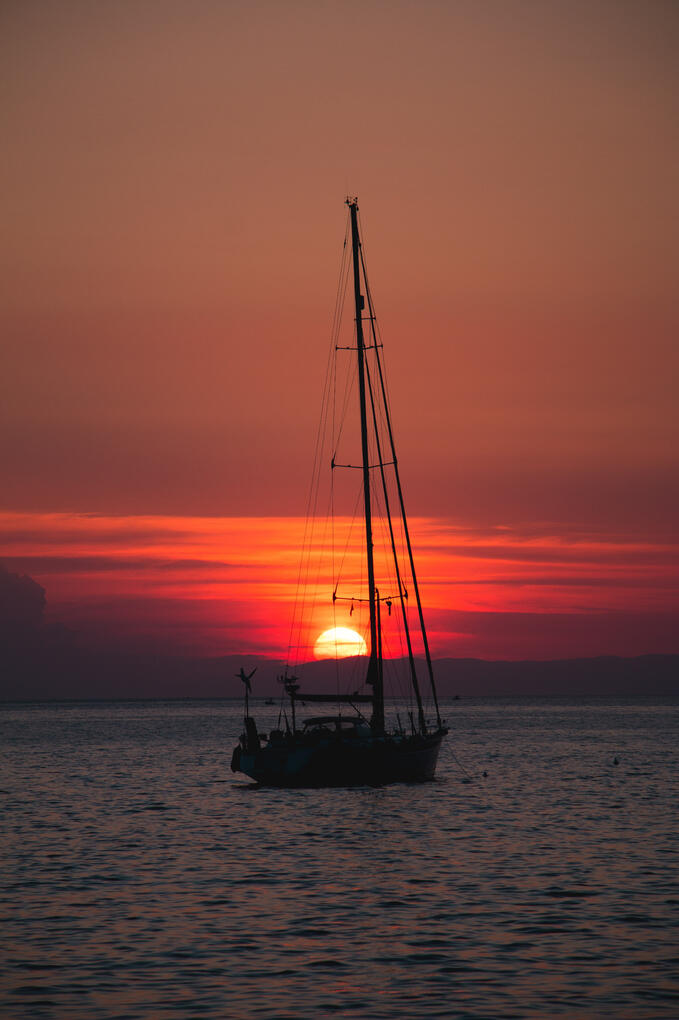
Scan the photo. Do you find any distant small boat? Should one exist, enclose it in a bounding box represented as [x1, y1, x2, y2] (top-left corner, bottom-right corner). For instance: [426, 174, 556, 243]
[264, 698, 275, 706]
[231, 198, 447, 787]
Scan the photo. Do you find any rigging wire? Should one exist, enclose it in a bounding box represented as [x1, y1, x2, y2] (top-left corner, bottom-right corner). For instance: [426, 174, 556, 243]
[286, 216, 351, 670]
[359, 230, 442, 727]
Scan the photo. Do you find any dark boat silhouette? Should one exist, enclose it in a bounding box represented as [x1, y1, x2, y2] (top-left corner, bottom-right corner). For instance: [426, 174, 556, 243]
[231, 198, 447, 787]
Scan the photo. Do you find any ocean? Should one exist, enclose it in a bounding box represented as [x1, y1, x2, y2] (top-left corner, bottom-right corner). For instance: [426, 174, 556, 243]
[2, 697, 678, 1019]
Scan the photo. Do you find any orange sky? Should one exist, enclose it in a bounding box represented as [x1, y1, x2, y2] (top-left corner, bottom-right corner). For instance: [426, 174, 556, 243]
[1, 2, 678, 664]
[1, 511, 677, 662]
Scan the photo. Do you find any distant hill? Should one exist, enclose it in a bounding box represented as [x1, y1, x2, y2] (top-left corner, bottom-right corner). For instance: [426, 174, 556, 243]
[432, 655, 679, 697]
[1, 647, 676, 700]
[225, 654, 679, 699]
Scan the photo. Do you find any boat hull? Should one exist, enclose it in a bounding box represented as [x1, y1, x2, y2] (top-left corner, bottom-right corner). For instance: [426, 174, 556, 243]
[232, 729, 446, 788]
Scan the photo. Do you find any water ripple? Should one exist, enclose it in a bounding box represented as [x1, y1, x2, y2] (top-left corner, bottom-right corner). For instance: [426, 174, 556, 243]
[1, 696, 678, 1018]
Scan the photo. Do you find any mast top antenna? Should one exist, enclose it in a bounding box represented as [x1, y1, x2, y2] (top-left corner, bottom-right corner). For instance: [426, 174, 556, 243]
[345, 195, 359, 208]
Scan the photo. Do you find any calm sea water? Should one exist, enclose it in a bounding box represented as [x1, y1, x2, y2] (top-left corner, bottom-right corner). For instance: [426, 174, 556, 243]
[2, 697, 678, 1019]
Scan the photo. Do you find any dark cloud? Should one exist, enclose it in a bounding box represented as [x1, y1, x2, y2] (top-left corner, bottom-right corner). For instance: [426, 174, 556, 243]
[0, 524, 200, 549]
[0, 563, 46, 629]
[0, 555, 238, 575]
[437, 574, 679, 589]
[425, 543, 679, 566]
[0, 564, 76, 699]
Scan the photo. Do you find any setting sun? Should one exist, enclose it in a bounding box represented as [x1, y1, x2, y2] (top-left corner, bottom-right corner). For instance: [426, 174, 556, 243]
[313, 627, 368, 660]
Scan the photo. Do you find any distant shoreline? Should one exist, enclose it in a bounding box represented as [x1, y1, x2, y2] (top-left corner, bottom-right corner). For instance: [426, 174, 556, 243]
[3, 693, 679, 706]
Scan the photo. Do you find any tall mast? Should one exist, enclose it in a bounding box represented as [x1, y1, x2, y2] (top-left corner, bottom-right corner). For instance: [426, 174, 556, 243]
[347, 197, 383, 732]
[359, 246, 439, 731]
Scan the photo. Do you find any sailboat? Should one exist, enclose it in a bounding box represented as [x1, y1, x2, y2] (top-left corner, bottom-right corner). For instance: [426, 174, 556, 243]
[231, 197, 448, 786]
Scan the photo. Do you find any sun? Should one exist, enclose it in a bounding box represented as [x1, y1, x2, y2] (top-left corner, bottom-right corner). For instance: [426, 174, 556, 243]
[313, 627, 367, 660]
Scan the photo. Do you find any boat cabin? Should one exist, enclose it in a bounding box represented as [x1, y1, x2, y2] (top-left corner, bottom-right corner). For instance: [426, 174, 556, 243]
[302, 716, 371, 737]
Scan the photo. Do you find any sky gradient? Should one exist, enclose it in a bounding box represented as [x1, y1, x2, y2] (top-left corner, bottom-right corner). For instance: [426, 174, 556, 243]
[2, 2, 678, 668]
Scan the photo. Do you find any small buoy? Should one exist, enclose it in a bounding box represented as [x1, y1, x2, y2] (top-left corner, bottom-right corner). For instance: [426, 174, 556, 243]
[482, 770, 488, 778]
[613, 757, 619, 766]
